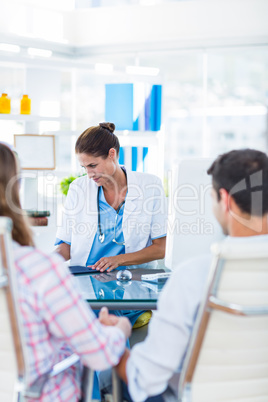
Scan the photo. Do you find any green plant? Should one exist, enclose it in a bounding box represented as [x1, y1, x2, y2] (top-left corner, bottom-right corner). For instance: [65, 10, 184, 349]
[60, 175, 79, 196]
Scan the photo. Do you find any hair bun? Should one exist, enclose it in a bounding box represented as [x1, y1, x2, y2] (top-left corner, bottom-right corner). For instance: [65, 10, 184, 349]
[99, 122, 115, 133]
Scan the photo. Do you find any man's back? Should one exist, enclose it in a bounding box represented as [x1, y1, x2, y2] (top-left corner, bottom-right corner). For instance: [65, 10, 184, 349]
[126, 234, 268, 401]
[127, 253, 211, 401]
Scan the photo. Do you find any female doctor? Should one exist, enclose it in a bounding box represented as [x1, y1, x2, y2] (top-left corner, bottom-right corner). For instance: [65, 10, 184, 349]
[55, 122, 167, 276]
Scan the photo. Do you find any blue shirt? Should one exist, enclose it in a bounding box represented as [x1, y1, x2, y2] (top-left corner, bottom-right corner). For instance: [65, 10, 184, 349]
[56, 187, 127, 268]
[86, 186, 126, 267]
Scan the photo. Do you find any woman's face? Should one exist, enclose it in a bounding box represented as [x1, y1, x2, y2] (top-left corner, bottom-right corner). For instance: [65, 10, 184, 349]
[77, 151, 117, 186]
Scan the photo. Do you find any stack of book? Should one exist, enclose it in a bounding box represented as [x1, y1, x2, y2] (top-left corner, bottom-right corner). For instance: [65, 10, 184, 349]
[26, 210, 50, 226]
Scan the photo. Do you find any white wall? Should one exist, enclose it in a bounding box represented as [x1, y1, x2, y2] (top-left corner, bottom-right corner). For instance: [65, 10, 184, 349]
[0, 0, 268, 54]
[74, 0, 268, 51]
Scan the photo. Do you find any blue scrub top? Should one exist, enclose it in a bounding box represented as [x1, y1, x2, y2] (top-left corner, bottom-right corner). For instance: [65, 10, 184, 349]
[86, 186, 126, 268]
[55, 186, 127, 268]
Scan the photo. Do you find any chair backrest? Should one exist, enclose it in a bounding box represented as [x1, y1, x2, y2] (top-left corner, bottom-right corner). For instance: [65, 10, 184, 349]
[0, 217, 26, 401]
[178, 239, 268, 402]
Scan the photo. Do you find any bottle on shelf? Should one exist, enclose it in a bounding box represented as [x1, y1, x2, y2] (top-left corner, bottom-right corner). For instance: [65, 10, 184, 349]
[0, 93, 11, 114]
[20, 94, 31, 115]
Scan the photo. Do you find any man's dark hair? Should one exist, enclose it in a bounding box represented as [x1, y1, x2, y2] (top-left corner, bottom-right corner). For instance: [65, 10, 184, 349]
[207, 149, 268, 216]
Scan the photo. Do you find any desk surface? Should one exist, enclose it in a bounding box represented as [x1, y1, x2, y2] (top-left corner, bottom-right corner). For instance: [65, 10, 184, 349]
[73, 268, 168, 310]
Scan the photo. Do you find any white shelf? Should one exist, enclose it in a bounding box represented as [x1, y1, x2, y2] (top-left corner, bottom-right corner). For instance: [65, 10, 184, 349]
[0, 114, 70, 122]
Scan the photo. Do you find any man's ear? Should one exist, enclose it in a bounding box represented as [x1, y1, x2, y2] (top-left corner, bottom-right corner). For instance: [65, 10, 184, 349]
[219, 188, 230, 211]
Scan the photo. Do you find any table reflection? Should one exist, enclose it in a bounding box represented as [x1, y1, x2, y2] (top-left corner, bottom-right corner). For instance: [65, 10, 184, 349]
[73, 268, 167, 310]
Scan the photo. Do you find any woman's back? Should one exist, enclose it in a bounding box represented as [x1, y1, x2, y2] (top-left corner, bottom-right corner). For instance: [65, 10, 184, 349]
[13, 243, 126, 401]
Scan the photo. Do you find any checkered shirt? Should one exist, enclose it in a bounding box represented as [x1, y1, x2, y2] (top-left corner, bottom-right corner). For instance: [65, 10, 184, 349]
[13, 243, 125, 401]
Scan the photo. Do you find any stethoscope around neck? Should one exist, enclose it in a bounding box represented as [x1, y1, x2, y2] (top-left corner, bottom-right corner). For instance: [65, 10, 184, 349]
[97, 168, 127, 246]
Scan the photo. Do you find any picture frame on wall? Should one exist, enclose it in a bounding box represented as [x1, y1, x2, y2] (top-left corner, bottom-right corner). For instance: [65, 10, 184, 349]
[14, 134, 56, 170]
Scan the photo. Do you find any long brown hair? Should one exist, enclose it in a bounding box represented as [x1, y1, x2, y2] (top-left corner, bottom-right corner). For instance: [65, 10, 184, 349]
[0, 143, 34, 246]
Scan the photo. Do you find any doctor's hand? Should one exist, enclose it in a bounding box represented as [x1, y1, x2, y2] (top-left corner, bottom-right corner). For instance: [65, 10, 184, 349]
[88, 255, 124, 272]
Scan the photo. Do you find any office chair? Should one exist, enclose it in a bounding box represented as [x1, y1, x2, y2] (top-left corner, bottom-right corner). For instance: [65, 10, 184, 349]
[0, 217, 93, 401]
[178, 239, 268, 402]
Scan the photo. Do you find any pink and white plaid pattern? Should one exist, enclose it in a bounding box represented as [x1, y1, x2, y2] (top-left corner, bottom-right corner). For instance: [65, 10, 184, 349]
[13, 243, 125, 402]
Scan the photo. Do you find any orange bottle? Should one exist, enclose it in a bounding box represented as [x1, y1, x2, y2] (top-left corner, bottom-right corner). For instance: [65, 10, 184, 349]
[20, 94, 31, 114]
[0, 93, 11, 113]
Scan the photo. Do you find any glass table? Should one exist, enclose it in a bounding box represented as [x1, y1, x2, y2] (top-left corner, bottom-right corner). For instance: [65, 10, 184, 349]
[73, 267, 167, 310]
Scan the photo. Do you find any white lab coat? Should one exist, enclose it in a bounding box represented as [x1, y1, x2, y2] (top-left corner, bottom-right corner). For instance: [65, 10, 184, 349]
[56, 168, 167, 267]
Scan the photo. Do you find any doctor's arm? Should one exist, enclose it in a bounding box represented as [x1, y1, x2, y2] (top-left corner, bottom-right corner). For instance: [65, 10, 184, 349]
[89, 236, 166, 272]
[55, 242, 71, 261]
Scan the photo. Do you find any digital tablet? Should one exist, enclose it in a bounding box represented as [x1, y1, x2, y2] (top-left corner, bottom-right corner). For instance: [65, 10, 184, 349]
[69, 265, 96, 274]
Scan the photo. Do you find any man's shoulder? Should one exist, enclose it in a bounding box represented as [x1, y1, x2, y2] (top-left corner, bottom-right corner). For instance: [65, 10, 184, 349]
[157, 254, 212, 321]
